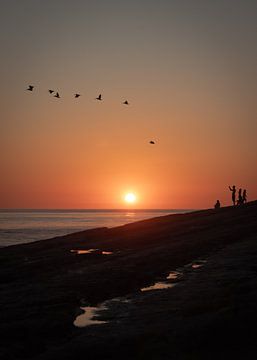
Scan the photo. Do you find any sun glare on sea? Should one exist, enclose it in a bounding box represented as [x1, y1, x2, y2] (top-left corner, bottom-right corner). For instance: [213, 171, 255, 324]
[124, 193, 137, 204]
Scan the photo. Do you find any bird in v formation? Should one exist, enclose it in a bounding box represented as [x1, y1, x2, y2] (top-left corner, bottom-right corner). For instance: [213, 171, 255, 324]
[26, 85, 156, 143]
[27, 86, 130, 105]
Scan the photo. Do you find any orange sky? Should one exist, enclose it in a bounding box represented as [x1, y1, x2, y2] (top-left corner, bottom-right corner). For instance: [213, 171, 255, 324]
[1, 1, 257, 209]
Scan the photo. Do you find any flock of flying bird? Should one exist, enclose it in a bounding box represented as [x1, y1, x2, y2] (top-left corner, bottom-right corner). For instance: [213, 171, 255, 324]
[26, 85, 155, 144]
[27, 85, 130, 104]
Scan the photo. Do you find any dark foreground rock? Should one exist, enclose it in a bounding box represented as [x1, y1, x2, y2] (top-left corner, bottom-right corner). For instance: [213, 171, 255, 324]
[0, 202, 257, 359]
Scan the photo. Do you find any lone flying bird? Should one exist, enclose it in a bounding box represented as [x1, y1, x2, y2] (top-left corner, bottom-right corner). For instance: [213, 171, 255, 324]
[27, 85, 34, 91]
[75, 94, 81, 98]
[96, 94, 102, 101]
[48, 90, 54, 94]
[149, 141, 155, 144]
[54, 92, 60, 98]
[123, 100, 129, 105]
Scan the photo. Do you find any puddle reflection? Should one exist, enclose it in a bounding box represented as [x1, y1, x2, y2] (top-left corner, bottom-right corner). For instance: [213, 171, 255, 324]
[166, 271, 181, 280]
[74, 296, 130, 328]
[192, 263, 203, 269]
[74, 305, 108, 327]
[141, 282, 175, 292]
[71, 249, 98, 254]
[73, 258, 208, 327]
[70, 249, 113, 255]
[192, 260, 206, 269]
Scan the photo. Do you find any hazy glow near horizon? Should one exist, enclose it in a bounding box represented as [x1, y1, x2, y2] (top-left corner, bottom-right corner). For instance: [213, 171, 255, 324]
[0, 0, 256, 209]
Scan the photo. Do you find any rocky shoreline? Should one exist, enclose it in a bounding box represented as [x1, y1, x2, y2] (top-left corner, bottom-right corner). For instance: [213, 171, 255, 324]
[1, 202, 257, 359]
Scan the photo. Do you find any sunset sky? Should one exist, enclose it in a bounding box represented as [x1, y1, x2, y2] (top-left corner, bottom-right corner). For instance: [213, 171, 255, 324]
[1, 0, 257, 209]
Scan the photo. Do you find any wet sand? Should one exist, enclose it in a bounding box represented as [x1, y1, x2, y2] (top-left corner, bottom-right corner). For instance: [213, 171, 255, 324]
[0, 202, 257, 359]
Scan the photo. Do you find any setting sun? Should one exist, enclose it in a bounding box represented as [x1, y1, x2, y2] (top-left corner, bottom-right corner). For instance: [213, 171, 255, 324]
[124, 193, 137, 204]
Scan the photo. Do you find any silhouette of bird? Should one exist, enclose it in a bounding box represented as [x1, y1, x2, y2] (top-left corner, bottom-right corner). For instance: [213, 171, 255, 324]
[54, 92, 60, 98]
[48, 90, 54, 94]
[75, 94, 81, 98]
[123, 100, 129, 105]
[96, 94, 102, 101]
[149, 141, 155, 144]
[27, 85, 34, 91]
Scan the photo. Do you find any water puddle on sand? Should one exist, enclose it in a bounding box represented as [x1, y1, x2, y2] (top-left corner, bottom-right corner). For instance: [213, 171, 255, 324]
[70, 249, 113, 255]
[141, 282, 175, 292]
[192, 263, 203, 269]
[140, 270, 181, 291]
[74, 258, 208, 327]
[71, 249, 97, 254]
[74, 297, 130, 328]
[74, 305, 108, 327]
[191, 260, 207, 269]
[141, 260, 207, 292]
[166, 271, 181, 280]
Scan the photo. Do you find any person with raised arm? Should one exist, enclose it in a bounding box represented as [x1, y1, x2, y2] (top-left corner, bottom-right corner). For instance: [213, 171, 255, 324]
[229, 185, 236, 206]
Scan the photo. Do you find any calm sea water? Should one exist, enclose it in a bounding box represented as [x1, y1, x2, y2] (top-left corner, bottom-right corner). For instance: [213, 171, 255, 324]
[0, 209, 190, 247]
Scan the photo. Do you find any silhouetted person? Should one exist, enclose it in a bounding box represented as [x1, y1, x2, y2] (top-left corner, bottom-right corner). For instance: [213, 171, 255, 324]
[214, 200, 221, 209]
[237, 188, 243, 205]
[229, 185, 236, 206]
[242, 189, 247, 204]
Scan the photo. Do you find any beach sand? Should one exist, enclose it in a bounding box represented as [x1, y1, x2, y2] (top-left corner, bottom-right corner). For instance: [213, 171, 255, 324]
[0, 202, 257, 359]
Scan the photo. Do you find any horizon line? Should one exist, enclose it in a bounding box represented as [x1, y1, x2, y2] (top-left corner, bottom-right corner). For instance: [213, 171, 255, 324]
[0, 208, 197, 212]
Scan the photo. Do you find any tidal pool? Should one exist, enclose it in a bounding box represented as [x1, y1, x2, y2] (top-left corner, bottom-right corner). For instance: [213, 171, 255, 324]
[71, 249, 98, 255]
[70, 249, 113, 255]
[141, 282, 175, 292]
[74, 296, 130, 328]
[73, 259, 207, 327]
[74, 305, 108, 327]
[191, 260, 207, 269]
[166, 271, 181, 280]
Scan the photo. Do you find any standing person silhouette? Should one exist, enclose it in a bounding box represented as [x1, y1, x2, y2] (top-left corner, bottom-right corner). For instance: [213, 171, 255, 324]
[237, 188, 243, 205]
[229, 185, 236, 206]
[242, 189, 247, 204]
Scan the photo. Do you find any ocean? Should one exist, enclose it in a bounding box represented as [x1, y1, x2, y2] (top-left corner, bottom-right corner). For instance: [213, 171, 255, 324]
[0, 209, 191, 247]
